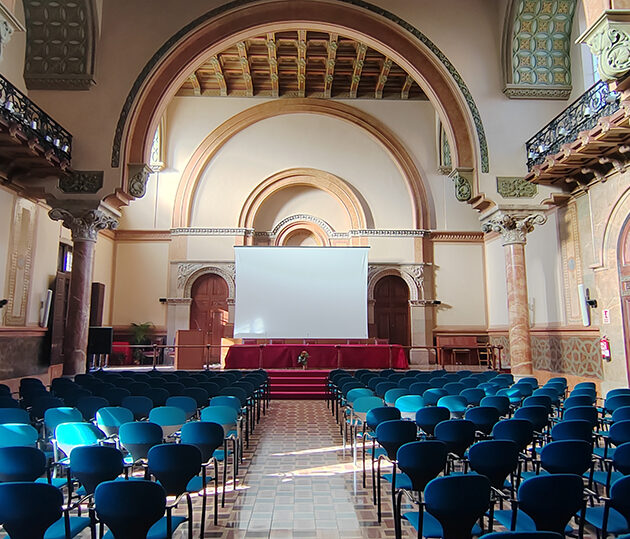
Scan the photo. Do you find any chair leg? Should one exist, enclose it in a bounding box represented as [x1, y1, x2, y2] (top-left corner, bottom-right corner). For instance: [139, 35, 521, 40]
[362, 426, 367, 488]
[200, 468, 207, 539]
[377, 458, 382, 523]
[222, 456, 228, 508]
[213, 458, 219, 526]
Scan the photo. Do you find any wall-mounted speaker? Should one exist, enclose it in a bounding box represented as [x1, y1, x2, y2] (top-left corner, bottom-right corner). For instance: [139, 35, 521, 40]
[39, 289, 52, 328]
[578, 284, 591, 327]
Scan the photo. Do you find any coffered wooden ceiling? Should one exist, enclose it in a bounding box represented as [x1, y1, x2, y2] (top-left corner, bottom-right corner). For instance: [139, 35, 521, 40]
[177, 31, 427, 100]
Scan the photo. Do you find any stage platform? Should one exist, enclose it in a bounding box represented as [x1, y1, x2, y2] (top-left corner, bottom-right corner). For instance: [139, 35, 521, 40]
[224, 343, 407, 370]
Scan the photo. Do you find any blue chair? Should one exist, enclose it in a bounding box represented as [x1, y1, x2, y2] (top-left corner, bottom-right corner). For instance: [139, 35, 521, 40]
[612, 405, 630, 423]
[148, 406, 186, 439]
[120, 395, 153, 420]
[180, 421, 225, 521]
[591, 441, 630, 496]
[562, 405, 598, 429]
[200, 405, 240, 473]
[69, 445, 124, 497]
[0, 481, 91, 539]
[95, 406, 134, 437]
[521, 440, 593, 481]
[411, 474, 491, 539]
[0, 408, 30, 425]
[384, 388, 409, 407]
[493, 474, 585, 536]
[0, 423, 39, 448]
[434, 419, 476, 471]
[43, 407, 83, 441]
[408, 382, 431, 396]
[595, 419, 630, 460]
[0, 396, 21, 408]
[492, 419, 535, 458]
[584, 474, 630, 537]
[522, 395, 552, 416]
[513, 405, 549, 438]
[147, 443, 203, 538]
[562, 395, 594, 410]
[394, 395, 424, 420]
[549, 419, 593, 443]
[165, 396, 198, 420]
[0, 446, 47, 482]
[53, 422, 106, 462]
[30, 396, 65, 422]
[363, 406, 401, 492]
[375, 419, 418, 522]
[443, 382, 466, 396]
[460, 388, 485, 407]
[423, 388, 448, 406]
[483, 534, 562, 538]
[415, 406, 450, 437]
[481, 395, 511, 417]
[145, 388, 169, 407]
[94, 479, 186, 539]
[119, 421, 163, 463]
[468, 440, 519, 500]
[465, 406, 501, 437]
[395, 440, 448, 538]
[437, 395, 467, 419]
[76, 395, 109, 421]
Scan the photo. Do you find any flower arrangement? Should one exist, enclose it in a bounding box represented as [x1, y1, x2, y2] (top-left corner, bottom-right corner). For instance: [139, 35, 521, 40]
[297, 350, 309, 369]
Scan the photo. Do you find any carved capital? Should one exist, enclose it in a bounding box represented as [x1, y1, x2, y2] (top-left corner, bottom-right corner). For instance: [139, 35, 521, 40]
[580, 10, 630, 82]
[481, 210, 547, 246]
[127, 163, 152, 198]
[49, 208, 118, 242]
[448, 167, 473, 202]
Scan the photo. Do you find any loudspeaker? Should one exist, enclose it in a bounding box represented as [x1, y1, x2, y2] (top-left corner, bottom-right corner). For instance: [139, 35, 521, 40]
[87, 326, 113, 355]
[39, 289, 52, 328]
[578, 284, 590, 327]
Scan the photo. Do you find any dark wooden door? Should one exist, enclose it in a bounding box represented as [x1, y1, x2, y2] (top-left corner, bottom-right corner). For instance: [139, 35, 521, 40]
[374, 275, 410, 347]
[620, 217, 630, 377]
[190, 274, 229, 363]
[50, 271, 71, 366]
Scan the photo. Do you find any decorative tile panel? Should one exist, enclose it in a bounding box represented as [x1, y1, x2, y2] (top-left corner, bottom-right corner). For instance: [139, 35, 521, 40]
[497, 177, 538, 198]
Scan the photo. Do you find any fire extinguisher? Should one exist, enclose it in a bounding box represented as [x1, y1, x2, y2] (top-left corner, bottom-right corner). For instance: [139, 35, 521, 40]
[600, 335, 611, 362]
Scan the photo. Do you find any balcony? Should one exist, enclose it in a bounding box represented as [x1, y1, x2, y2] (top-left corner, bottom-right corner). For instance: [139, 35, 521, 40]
[526, 80, 621, 172]
[0, 73, 72, 171]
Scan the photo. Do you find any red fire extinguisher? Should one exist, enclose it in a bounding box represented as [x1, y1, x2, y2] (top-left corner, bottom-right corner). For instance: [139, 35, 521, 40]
[600, 335, 611, 361]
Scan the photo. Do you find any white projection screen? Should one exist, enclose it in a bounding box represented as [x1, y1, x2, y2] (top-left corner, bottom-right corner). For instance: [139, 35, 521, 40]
[234, 246, 369, 339]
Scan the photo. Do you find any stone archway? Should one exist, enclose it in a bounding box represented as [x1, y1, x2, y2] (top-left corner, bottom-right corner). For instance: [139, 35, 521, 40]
[113, 0, 485, 193]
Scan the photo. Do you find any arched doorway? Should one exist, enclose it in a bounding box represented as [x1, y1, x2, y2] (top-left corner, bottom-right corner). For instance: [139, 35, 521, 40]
[190, 274, 229, 363]
[620, 216, 630, 374]
[374, 276, 410, 348]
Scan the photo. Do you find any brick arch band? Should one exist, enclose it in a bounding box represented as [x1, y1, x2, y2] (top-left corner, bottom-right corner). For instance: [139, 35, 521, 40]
[114, 0, 487, 196]
[173, 100, 429, 229]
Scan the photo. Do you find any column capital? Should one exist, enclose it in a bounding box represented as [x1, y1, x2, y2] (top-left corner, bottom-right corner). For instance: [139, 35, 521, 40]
[49, 208, 118, 241]
[579, 10, 630, 82]
[481, 209, 547, 246]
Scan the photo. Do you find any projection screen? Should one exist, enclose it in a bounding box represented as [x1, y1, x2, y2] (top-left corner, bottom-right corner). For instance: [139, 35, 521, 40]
[234, 246, 369, 339]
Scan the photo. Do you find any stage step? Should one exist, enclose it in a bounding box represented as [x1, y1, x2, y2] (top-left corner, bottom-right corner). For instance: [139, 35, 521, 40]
[267, 369, 329, 400]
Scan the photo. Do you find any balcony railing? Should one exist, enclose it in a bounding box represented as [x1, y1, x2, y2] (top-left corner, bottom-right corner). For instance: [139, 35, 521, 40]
[0, 73, 72, 162]
[526, 80, 621, 171]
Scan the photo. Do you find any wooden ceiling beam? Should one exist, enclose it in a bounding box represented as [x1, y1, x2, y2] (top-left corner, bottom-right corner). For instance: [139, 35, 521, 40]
[266, 32, 279, 98]
[401, 75, 414, 99]
[209, 56, 227, 96]
[375, 58, 392, 99]
[349, 43, 367, 99]
[188, 71, 202, 96]
[297, 30, 307, 98]
[236, 41, 254, 97]
[323, 33, 338, 98]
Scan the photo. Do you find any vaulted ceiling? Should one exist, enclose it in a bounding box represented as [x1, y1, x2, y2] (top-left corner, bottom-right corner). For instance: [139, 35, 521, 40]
[176, 30, 428, 100]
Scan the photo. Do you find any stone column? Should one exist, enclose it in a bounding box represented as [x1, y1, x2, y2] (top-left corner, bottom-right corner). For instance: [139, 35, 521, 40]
[49, 208, 118, 375]
[482, 211, 546, 375]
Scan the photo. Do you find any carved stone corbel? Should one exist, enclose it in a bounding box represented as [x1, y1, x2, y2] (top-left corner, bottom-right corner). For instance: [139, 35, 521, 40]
[127, 163, 152, 198]
[448, 167, 473, 202]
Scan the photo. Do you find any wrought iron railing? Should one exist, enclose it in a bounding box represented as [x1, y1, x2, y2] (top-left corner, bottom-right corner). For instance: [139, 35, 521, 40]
[0, 73, 72, 162]
[526, 80, 621, 171]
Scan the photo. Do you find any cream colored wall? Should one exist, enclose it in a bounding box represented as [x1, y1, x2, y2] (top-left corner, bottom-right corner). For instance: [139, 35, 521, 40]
[0, 1, 26, 93]
[0, 186, 15, 301]
[92, 234, 115, 324]
[485, 235, 509, 328]
[111, 242, 169, 327]
[434, 242, 487, 327]
[27, 205, 62, 325]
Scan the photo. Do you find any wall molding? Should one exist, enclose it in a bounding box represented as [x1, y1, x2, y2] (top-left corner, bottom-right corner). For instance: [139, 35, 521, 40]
[430, 231, 484, 242]
[114, 229, 171, 242]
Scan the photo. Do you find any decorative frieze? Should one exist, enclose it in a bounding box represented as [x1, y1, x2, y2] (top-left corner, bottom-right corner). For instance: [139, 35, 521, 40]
[579, 10, 630, 82]
[49, 208, 118, 242]
[497, 177, 537, 198]
[351, 229, 431, 237]
[171, 227, 255, 236]
[58, 170, 103, 194]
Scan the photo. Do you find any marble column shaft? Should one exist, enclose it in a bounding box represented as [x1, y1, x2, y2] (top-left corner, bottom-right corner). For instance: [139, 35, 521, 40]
[504, 242, 533, 375]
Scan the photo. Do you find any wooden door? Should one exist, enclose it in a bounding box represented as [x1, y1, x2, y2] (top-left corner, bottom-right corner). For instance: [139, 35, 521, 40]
[190, 274, 229, 363]
[50, 271, 71, 366]
[620, 217, 630, 376]
[374, 275, 410, 347]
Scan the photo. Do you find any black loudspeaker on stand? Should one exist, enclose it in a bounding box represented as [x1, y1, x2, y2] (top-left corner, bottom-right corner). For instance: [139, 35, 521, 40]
[87, 326, 113, 368]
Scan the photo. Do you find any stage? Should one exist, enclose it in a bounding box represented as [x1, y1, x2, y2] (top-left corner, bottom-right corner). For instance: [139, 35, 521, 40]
[224, 343, 407, 369]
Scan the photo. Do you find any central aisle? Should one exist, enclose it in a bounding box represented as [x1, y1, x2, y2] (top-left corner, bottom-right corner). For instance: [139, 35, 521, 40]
[215, 400, 401, 538]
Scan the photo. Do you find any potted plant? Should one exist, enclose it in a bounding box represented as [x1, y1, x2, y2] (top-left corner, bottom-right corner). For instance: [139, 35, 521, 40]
[130, 322, 154, 364]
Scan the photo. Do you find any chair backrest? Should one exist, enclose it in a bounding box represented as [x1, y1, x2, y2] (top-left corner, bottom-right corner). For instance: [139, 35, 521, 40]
[0, 446, 46, 482]
[522, 395, 552, 413]
[180, 421, 225, 462]
[384, 388, 409, 406]
[415, 406, 450, 437]
[148, 406, 186, 438]
[540, 440, 593, 475]
[120, 395, 153, 420]
[352, 396, 385, 419]
[200, 405, 238, 436]
[100, 387, 131, 407]
[424, 474, 491, 538]
[374, 419, 418, 460]
[210, 395, 241, 413]
[375, 381, 398, 398]
[76, 395, 110, 421]
[0, 408, 30, 425]
[517, 474, 584, 535]
[605, 394, 630, 414]
[147, 443, 202, 496]
[119, 421, 163, 462]
[491, 418, 534, 453]
[609, 474, 630, 522]
[165, 396, 198, 419]
[94, 480, 166, 539]
[0, 481, 63, 539]
[70, 445, 124, 495]
[513, 405, 549, 433]
[434, 419, 476, 457]
[437, 395, 468, 418]
[182, 387, 210, 408]
[569, 388, 597, 403]
[423, 388, 448, 406]
[54, 421, 106, 457]
[464, 406, 501, 435]
[612, 405, 630, 424]
[409, 382, 431, 395]
[396, 440, 448, 491]
[365, 406, 401, 431]
[394, 395, 424, 419]
[346, 387, 374, 404]
[562, 405, 598, 428]
[482, 533, 563, 538]
[0, 423, 39, 448]
[468, 440, 519, 489]
[480, 395, 511, 416]
[443, 382, 466, 396]
[550, 419, 593, 442]
[609, 419, 630, 447]
[43, 406, 83, 435]
[562, 395, 593, 410]
[460, 388, 485, 407]
[95, 406, 134, 436]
